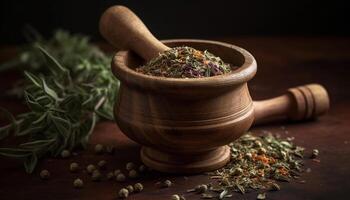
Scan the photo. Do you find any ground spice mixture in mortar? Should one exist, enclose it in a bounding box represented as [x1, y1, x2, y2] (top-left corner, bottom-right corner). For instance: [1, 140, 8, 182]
[136, 46, 234, 78]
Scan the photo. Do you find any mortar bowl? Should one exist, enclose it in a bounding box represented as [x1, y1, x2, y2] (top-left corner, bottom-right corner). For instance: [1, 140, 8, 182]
[111, 39, 257, 173]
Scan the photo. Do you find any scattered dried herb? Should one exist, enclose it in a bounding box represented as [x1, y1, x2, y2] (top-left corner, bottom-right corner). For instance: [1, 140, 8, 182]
[136, 46, 233, 78]
[207, 131, 305, 195]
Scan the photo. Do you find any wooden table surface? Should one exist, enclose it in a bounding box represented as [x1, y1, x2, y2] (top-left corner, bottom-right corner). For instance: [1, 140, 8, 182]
[0, 37, 349, 200]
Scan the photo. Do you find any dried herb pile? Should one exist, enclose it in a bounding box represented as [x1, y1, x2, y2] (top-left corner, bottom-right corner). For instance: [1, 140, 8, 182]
[192, 131, 307, 199]
[0, 29, 119, 173]
[136, 46, 233, 78]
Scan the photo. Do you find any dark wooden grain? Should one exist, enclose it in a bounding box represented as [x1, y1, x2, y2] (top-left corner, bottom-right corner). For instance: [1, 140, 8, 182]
[0, 37, 349, 200]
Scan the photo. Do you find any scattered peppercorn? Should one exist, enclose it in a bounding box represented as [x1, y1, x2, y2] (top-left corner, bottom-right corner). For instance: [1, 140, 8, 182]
[116, 173, 126, 182]
[73, 178, 83, 188]
[107, 172, 114, 180]
[128, 169, 139, 179]
[86, 164, 96, 174]
[126, 162, 135, 171]
[40, 169, 50, 180]
[126, 185, 134, 193]
[94, 144, 104, 154]
[257, 192, 266, 200]
[163, 180, 172, 188]
[118, 188, 129, 199]
[97, 160, 107, 169]
[138, 164, 146, 173]
[134, 183, 143, 192]
[91, 170, 102, 181]
[195, 184, 208, 193]
[70, 162, 79, 172]
[61, 150, 71, 158]
[171, 194, 180, 200]
[311, 149, 319, 158]
[114, 169, 121, 176]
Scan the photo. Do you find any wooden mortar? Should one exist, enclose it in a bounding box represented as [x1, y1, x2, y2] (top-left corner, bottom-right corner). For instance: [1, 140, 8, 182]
[100, 6, 330, 173]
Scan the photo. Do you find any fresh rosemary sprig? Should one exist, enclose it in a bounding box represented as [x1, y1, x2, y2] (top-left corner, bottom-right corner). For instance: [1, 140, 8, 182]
[0, 30, 119, 173]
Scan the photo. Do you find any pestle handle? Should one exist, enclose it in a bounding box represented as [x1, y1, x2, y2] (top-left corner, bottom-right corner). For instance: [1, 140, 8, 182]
[99, 5, 170, 61]
[253, 84, 330, 125]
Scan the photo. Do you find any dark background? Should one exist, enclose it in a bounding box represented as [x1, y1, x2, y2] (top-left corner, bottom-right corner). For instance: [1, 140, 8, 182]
[0, 0, 349, 45]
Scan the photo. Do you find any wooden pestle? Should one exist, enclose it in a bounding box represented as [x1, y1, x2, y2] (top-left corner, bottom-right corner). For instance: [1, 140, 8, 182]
[99, 5, 170, 61]
[99, 5, 330, 125]
[253, 84, 330, 124]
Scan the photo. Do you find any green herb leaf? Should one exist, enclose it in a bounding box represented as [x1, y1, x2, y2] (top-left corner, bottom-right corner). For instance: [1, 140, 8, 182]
[0, 148, 32, 158]
[36, 45, 68, 74]
[0, 29, 119, 173]
[24, 91, 45, 112]
[40, 78, 59, 100]
[0, 107, 18, 139]
[219, 189, 228, 199]
[24, 153, 38, 173]
[24, 71, 42, 88]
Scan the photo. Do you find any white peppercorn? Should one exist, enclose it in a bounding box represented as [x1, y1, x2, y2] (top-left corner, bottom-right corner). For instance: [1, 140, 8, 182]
[126, 162, 135, 171]
[73, 178, 83, 188]
[40, 169, 50, 180]
[128, 169, 138, 179]
[70, 162, 79, 172]
[134, 183, 143, 192]
[116, 173, 126, 182]
[94, 144, 104, 154]
[118, 188, 129, 198]
[61, 150, 70, 158]
[86, 164, 96, 174]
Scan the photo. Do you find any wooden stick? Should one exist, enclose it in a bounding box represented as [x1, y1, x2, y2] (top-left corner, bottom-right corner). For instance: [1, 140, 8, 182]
[253, 84, 330, 125]
[99, 5, 170, 61]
